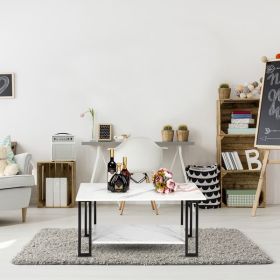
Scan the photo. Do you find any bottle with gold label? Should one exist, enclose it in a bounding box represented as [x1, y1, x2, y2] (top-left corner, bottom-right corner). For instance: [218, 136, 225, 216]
[121, 157, 130, 188]
[107, 149, 116, 190]
[108, 163, 129, 193]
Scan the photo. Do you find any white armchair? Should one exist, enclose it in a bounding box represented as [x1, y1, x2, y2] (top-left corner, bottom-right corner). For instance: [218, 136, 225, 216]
[0, 150, 34, 222]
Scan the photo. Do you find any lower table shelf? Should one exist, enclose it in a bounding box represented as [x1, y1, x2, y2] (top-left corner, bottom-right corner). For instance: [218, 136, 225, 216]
[91, 224, 185, 245]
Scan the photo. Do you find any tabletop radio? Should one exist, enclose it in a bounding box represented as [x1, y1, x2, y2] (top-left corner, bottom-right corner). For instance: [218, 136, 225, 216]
[52, 133, 76, 161]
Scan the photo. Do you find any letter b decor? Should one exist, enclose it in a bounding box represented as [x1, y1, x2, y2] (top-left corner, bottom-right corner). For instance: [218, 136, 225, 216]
[245, 149, 262, 170]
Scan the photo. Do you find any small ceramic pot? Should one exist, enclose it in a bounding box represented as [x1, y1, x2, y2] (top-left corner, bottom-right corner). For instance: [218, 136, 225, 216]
[176, 130, 189, 142]
[162, 130, 174, 142]
[219, 88, 231, 99]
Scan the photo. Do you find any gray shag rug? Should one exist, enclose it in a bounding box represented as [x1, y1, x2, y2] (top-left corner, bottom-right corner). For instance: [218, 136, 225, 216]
[12, 228, 272, 265]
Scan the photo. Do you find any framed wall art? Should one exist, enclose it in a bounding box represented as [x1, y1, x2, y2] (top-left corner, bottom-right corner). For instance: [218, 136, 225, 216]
[0, 73, 15, 99]
[97, 123, 112, 142]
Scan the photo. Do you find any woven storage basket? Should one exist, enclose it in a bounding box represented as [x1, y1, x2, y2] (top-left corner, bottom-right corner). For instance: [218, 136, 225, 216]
[226, 189, 256, 207]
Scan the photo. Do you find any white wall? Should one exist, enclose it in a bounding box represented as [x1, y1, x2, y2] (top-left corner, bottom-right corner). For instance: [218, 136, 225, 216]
[0, 0, 280, 203]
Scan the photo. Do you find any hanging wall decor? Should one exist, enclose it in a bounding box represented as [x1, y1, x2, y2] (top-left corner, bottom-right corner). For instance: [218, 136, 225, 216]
[0, 73, 14, 99]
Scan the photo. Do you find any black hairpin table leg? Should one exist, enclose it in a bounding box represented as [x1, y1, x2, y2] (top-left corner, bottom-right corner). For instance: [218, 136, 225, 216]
[195, 202, 199, 255]
[188, 202, 193, 237]
[185, 201, 199, 257]
[181, 201, 183, 225]
[78, 201, 92, 257]
[94, 201, 97, 225]
[84, 202, 88, 237]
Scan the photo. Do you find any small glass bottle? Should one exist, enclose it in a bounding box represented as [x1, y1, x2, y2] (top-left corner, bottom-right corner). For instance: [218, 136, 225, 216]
[121, 157, 131, 189]
[107, 149, 116, 190]
[108, 163, 129, 193]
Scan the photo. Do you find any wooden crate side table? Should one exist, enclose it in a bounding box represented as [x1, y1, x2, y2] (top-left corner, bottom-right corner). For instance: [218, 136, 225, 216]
[37, 161, 76, 208]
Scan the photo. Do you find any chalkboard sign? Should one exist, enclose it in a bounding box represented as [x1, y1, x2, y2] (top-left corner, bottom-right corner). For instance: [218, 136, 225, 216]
[0, 73, 14, 99]
[255, 60, 280, 149]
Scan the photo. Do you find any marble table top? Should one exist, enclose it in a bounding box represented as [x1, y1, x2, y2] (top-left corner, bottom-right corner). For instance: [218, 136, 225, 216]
[76, 183, 206, 202]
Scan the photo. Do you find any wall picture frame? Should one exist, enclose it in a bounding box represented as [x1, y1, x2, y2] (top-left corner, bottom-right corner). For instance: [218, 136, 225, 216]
[0, 73, 15, 99]
[97, 124, 112, 142]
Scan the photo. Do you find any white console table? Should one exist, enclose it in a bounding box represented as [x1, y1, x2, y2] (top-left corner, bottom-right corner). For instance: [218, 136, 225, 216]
[81, 140, 194, 183]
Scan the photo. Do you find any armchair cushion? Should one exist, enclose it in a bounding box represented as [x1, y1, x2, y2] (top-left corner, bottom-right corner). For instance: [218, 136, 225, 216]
[14, 153, 32, 174]
[0, 175, 35, 190]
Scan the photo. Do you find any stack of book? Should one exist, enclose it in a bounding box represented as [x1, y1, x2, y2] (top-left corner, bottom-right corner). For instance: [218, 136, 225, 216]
[228, 111, 256, 135]
[222, 151, 243, 170]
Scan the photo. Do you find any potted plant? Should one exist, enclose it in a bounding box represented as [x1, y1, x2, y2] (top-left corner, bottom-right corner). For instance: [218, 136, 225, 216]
[161, 125, 174, 142]
[176, 125, 189, 142]
[218, 83, 231, 99]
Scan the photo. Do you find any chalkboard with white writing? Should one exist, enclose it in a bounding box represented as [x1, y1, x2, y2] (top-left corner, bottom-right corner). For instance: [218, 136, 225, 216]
[0, 73, 14, 98]
[255, 60, 280, 148]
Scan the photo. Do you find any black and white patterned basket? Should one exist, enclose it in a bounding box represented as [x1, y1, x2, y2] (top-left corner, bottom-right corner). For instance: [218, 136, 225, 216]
[185, 164, 221, 209]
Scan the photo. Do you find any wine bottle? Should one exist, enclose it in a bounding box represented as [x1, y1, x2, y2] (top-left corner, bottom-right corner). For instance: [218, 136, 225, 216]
[121, 157, 131, 188]
[108, 163, 129, 193]
[107, 149, 116, 190]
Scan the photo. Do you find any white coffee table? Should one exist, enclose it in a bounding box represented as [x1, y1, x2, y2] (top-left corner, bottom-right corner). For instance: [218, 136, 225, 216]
[76, 183, 206, 257]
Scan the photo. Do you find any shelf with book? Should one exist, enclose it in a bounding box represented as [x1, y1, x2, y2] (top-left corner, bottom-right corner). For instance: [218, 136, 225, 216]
[217, 99, 259, 135]
[216, 99, 266, 208]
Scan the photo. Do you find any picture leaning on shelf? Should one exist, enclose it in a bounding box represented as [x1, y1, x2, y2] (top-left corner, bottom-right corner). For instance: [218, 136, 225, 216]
[227, 110, 256, 135]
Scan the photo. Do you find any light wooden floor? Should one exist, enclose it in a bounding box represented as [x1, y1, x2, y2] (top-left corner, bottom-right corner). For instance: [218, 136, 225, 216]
[0, 204, 280, 280]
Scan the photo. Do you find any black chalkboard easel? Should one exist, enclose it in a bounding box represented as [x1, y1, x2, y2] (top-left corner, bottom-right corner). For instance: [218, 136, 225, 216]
[253, 58, 280, 216]
[255, 60, 280, 148]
